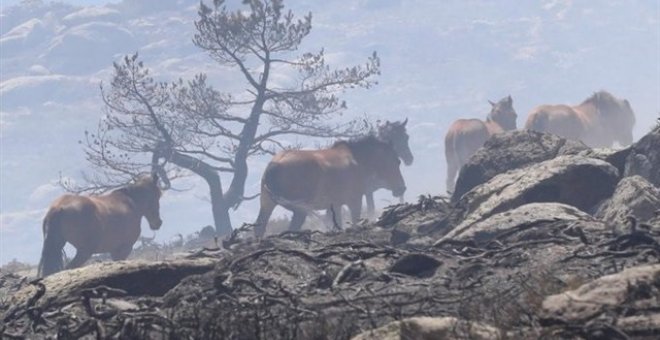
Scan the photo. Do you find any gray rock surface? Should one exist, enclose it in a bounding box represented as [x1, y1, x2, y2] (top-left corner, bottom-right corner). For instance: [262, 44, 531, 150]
[595, 175, 660, 230]
[351, 316, 502, 340]
[438, 202, 598, 245]
[6, 258, 216, 308]
[624, 126, 660, 187]
[454, 155, 619, 229]
[452, 130, 588, 201]
[541, 264, 660, 338]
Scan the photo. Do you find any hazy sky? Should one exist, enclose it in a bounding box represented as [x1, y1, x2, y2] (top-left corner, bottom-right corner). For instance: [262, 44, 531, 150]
[1, 0, 659, 265]
[1, 0, 114, 7]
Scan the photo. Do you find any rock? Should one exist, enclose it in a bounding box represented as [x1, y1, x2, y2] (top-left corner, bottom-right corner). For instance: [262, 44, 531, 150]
[624, 127, 660, 187]
[5, 258, 216, 308]
[577, 147, 630, 177]
[595, 176, 660, 230]
[199, 225, 216, 239]
[453, 155, 619, 230]
[541, 264, 660, 336]
[389, 228, 411, 245]
[452, 130, 588, 201]
[351, 316, 502, 340]
[437, 203, 597, 246]
[377, 195, 453, 240]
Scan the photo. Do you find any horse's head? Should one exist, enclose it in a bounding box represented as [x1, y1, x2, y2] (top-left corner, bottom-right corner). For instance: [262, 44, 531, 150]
[349, 137, 407, 198]
[488, 95, 517, 131]
[133, 173, 163, 230]
[377, 118, 414, 165]
[591, 91, 636, 146]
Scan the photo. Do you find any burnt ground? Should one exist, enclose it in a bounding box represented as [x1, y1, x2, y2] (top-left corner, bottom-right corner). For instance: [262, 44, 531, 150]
[1, 195, 659, 339]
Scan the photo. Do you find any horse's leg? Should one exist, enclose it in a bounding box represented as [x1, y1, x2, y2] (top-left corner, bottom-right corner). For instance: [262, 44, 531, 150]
[289, 210, 308, 232]
[444, 133, 458, 194]
[446, 159, 458, 194]
[349, 197, 363, 224]
[66, 248, 93, 270]
[111, 244, 133, 261]
[327, 204, 342, 230]
[365, 191, 376, 218]
[254, 189, 277, 237]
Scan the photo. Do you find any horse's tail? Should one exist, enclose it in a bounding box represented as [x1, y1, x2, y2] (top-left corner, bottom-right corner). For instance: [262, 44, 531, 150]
[262, 162, 280, 199]
[38, 210, 66, 277]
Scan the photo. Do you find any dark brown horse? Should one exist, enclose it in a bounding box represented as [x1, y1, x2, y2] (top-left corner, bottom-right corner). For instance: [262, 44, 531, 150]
[38, 174, 163, 277]
[525, 90, 635, 147]
[254, 136, 406, 237]
[444, 96, 517, 192]
[364, 119, 413, 216]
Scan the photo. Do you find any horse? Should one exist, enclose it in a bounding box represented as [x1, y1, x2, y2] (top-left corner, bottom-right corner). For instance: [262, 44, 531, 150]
[525, 90, 635, 147]
[254, 135, 406, 237]
[364, 118, 414, 216]
[444, 95, 517, 193]
[38, 174, 163, 277]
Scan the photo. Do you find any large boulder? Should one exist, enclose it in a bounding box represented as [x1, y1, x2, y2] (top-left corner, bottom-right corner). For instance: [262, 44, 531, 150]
[595, 175, 660, 230]
[437, 202, 598, 246]
[452, 130, 588, 201]
[4, 258, 216, 309]
[453, 155, 619, 230]
[351, 316, 502, 340]
[541, 264, 660, 337]
[624, 126, 660, 187]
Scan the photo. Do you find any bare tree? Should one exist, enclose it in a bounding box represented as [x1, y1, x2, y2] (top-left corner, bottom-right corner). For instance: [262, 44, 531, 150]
[71, 0, 380, 235]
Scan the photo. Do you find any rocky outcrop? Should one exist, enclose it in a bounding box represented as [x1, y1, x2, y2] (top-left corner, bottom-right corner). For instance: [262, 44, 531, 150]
[624, 127, 660, 187]
[452, 130, 588, 201]
[454, 155, 619, 229]
[595, 175, 660, 230]
[4, 258, 216, 309]
[541, 264, 660, 338]
[351, 316, 502, 340]
[437, 202, 599, 245]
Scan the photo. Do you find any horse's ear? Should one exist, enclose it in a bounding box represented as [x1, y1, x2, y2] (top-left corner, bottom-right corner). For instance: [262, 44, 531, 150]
[152, 172, 159, 183]
[488, 100, 495, 107]
[507, 95, 512, 103]
[402, 118, 408, 127]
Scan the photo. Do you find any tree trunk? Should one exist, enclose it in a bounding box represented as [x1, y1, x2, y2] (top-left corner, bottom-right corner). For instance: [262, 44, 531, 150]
[164, 150, 233, 235]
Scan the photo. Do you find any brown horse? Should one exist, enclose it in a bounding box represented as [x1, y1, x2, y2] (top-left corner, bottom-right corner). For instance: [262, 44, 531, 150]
[525, 90, 635, 147]
[254, 135, 406, 237]
[364, 119, 414, 216]
[38, 174, 163, 277]
[444, 96, 517, 192]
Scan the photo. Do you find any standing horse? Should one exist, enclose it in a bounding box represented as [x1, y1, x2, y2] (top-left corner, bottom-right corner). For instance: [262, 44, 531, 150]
[364, 119, 414, 216]
[444, 96, 517, 193]
[525, 90, 635, 147]
[254, 136, 406, 237]
[38, 174, 163, 277]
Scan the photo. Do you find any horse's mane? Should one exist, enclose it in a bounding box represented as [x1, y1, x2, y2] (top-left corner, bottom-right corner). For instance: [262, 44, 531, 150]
[331, 134, 380, 149]
[113, 175, 160, 199]
[582, 90, 617, 106]
[332, 135, 390, 163]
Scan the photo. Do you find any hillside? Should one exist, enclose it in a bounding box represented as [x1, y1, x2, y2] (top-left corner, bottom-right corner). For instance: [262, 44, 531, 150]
[1, 127, 658, 339]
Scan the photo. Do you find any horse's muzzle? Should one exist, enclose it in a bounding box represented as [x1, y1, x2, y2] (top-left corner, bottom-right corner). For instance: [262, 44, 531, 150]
[149, 218, 163, 230]
[403, 154, 414, 166]
[392, 186, 406, 198]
